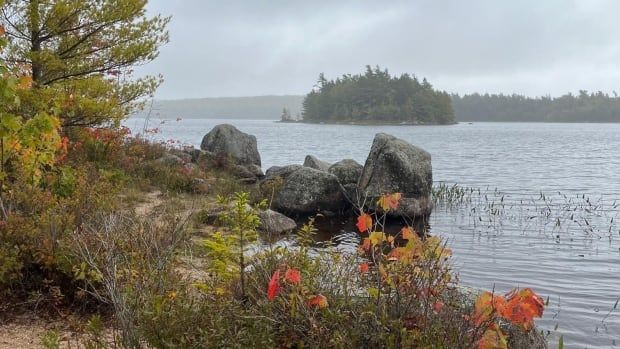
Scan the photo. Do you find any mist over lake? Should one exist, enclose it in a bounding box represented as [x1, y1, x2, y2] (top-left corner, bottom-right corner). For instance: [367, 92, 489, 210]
[125, 117, 620, 347]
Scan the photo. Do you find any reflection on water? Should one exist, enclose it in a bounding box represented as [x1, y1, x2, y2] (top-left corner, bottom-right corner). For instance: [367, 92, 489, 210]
[125, 118, 620, 348]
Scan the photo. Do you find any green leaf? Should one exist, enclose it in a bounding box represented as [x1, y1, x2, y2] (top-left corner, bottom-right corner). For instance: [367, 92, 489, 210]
[367, 287, 379, 299]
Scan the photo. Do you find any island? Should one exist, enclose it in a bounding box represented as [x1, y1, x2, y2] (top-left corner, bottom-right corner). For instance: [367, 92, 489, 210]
[301, 66, 456, 125]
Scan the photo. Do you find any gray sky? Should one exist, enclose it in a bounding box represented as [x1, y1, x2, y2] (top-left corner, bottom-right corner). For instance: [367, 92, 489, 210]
[137, 0, 620, 100]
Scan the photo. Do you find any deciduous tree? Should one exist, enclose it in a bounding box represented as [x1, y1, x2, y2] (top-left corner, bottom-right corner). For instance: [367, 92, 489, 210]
[0, 0, 169, 126]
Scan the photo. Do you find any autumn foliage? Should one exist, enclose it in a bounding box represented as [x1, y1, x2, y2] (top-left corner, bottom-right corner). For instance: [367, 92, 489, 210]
[351, 193, 545, 348]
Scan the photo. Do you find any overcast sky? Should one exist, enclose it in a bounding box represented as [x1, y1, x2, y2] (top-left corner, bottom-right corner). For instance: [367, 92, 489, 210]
[136, 0, 620, 100]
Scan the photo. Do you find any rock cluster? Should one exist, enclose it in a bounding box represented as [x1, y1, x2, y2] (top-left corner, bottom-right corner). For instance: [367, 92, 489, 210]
[264, 133, 433, 219]
[179, 124, 434, 234]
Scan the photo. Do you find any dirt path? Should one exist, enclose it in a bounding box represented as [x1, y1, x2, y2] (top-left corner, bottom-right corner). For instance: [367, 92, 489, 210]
[0, 313, 91, 349]
[133, 190, 163, 216]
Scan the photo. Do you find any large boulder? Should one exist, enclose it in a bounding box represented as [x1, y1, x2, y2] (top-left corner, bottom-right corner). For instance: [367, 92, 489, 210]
[264, 165, 302, 180]
[258, 209, 297, 235]
[200, 124, 261, 167]
[274, 167, 345, 215]
[260, 165, 302, 196]
[328, 159, 363, 204]
[328, 159, 363, 185]
[358, 133, 433, 218]
[303, 155, 331, 172]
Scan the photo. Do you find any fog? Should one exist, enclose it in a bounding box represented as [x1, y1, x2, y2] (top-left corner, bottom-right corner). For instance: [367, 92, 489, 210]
[137, 0, 620, 99]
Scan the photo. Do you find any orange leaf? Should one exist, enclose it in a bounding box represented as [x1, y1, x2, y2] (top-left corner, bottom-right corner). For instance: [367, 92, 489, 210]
[386, 235, 395, 246]
[284, 268, 301, 284]
[501, 288, 544, 331]
[401, 226, 415, 240]
[477, 324, 507, 349]
[267, 270, 280, 300]
[473, 291, 507, 326]
[17, 75, 33, 90]
[356, 213, 373, 232]
[378, 193, 402, 211]
[307, 294, 328, 309]
[359, 262, 369, 273]
[359, 238, 371, 252]
[378, 264, 388, 280]
[387, 247, 407, 261]
[0, 25, 5, 36]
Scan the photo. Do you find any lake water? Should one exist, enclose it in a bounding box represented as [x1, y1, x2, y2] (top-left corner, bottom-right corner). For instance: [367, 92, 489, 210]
[126, 117, 620, 348]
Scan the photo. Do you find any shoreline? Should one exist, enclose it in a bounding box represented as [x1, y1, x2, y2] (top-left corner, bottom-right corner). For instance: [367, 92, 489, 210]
[277, 120, 458, 126]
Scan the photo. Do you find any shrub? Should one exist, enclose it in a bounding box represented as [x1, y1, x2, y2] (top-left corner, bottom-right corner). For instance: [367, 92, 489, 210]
[194, 191, 545, 348]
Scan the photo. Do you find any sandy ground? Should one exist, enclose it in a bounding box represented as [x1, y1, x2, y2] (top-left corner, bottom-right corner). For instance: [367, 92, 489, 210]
[0, 313, 85, 349]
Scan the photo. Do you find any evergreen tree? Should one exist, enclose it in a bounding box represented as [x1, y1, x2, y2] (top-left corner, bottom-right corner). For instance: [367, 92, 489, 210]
[301, 66, 455, 124]
[451, 91, 620, 122]
[280, 107, 291, 121]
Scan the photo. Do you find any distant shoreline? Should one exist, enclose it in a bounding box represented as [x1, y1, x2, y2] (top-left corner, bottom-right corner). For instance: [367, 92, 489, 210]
[277, 120, 458, 126]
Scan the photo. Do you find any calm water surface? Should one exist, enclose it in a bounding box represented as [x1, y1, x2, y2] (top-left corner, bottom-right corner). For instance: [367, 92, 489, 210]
[126, 118, 620, 348]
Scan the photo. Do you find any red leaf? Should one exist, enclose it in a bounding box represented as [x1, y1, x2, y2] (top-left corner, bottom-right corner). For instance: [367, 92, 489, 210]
[433, 301, 444, 314]
[359, 262, 369, 273]
[356, 213, 373, 232]
[284, 268, 301, 284]
[267, 270, 280, 300]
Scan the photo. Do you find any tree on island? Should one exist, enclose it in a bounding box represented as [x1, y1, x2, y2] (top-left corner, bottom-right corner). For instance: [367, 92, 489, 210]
[302, 65, 455, 124]
[280, 107, 292, 121]
[451, 91, 620, 122]
[0, 0, 169, 127]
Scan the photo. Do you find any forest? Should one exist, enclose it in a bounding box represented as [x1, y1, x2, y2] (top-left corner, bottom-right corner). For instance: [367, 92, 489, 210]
[451, 91, 620, 122]
[301, 66, 455, 124]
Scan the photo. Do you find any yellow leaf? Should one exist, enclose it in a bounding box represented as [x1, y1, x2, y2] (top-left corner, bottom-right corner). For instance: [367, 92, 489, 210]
[377, 192, 402, 211]
[17, 75, 33, 90]
[368, 231, 385, 246]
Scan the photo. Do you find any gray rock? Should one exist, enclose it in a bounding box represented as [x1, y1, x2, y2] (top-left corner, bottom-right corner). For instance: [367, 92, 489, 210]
[200, 124, 261, 167]
[260, 165, 302, 196]
[328, 159, 363, 185]
[169, 149, 192, 163]
[258, 209, 297, 235]
[231, 164, 258, 181]
[328, 159, 363, 204]
[264, 165, 302, 180]
[185, 148, 215, 164]
[186, 148, 203, 163]
[155, 154, 185, 166]
[183, 162, 198, 172]
[303, 155, 331, 172]
[274, 167, 345, 214]
[191, 178, 209, 194]
[246, 164, 265, 178]
[358, 133, 433, 218]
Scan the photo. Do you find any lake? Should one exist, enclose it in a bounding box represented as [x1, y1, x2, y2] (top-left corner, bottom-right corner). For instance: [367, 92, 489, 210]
[126, 118, 620, 348]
